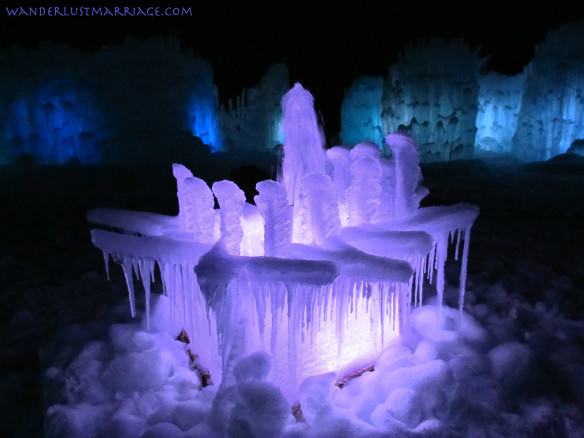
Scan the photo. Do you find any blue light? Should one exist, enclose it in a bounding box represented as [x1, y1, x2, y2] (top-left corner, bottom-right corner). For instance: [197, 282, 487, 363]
[187, 81, 222, 153]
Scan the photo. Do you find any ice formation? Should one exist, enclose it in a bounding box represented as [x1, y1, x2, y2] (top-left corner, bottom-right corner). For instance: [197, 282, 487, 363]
[342, 21, 584, 163]
[512, 20, 584, 161]
[0, 79, 104, 165]
[340, 76, 385, 149]
[382, 40, 481, 162]
[219, 63, 288, 155]
[88, 83, 478, 400]
[0, 37, 219, 165]
[475, 72, 526, 154]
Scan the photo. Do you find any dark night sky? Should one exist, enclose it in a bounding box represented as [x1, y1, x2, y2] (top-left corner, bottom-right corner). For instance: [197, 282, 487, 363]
[1, 1, 582, 134]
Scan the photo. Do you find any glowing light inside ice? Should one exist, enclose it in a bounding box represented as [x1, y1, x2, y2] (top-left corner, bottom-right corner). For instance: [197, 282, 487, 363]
[88, 82, 478, 400]
[187, 84, 223, 152]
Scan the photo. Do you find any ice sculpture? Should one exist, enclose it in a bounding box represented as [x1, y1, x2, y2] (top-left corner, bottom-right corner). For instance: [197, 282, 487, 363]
[88, 83, 478, 400]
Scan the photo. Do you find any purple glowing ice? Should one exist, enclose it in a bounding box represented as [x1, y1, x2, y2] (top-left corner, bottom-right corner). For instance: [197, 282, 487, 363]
[88, 83, 478, 400]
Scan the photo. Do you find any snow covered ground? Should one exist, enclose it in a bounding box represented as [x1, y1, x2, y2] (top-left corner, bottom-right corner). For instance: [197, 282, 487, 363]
[1, 153, 584, 437]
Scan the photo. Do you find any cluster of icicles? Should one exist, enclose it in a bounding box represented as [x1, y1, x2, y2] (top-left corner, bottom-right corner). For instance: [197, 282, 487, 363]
[88, 83, 478, 399]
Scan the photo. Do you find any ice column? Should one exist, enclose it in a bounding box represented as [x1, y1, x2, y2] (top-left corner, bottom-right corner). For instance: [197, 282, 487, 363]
[254, 180, 292, 256]
[173, 163, 216, 242]
[325, 146, 352, 225]
[385, 133, 428, 219]
[347, 156, 382, 226]
[301, 172, 341, 245]
[212, 180, 246, 255]
[280, 83, 327, 207]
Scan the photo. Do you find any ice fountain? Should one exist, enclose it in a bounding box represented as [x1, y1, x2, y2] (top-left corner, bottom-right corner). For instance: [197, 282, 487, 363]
[88, 83, 479, 400]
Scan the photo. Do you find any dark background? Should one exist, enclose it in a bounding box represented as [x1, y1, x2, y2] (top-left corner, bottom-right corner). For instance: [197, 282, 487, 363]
[1, 1, 581, 134]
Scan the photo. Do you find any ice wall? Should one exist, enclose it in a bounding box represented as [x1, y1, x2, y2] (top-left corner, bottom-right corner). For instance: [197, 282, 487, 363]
[91, 37, 218, 164]
[340, 76, 385, 149]
[341, 23, 584, 163]
[0, 37, 219, 165]
[219, 63, 289, 156]
[382, 40, 482, 161]
[475, 72, 526, 154]
[512, 20, 584, 161]
[187, 69, 222, 153]
[0, 78, 103, 165]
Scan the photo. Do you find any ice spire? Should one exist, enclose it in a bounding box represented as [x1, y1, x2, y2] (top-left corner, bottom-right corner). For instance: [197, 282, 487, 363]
[280, 83, 327, 207]
[385, 133, 428, 218]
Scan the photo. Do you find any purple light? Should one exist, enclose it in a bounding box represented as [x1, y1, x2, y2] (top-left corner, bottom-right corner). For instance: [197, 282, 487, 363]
[88, 83, 478, 400]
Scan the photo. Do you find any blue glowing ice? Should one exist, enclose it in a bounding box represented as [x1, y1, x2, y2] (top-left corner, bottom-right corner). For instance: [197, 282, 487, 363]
[219, 64, 289, 156]
[2, 80, 103, 164]
[187, 79, 223, 152]
[475, 73, 526, 154]
[340, 76, 385, 149]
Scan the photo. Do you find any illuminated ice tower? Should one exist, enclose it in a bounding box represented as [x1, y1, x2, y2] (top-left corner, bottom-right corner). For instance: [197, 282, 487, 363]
[280, 83, 327, 205]
[88, 83, 478, 402]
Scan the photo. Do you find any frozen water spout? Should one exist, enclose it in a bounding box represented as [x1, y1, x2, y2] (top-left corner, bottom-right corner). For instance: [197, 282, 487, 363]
[385, 132, 428, 219]
[280, 83, 326, 207]
[87, 83, 479, 401]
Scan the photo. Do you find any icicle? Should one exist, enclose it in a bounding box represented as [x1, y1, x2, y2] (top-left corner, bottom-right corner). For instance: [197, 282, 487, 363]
[179, 264, 188, 334]
[458, 226, 472, 315]
[427, 244, 437, 284]
[399, 283, 408, 332]
[435, 233, 448, 326]
[417, 257, 424, 309]
[270, 285, 279, 357]
[379, 283, 385, 346]
[103, 252, 111, 280]
[454, 228, 462, 261]
[121, 257, 136, 317]
[287, 284, 298, 393]
[254, 283, 267, 347]
[336, 280, 348, 356]
[390, 286, 396, 333]
[138, 259, 154, 329]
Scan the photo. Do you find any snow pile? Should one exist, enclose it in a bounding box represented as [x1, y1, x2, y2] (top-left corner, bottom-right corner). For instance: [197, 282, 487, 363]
[44, 290, 584, 437]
